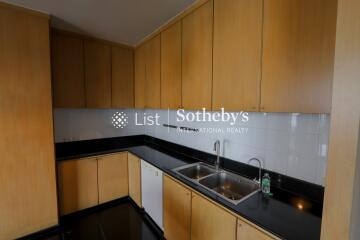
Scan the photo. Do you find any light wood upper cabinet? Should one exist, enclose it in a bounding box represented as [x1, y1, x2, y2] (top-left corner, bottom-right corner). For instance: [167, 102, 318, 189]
[128, 153, 142, 207]
[135, 44, 146, 108]
[98, 153, 129, 204]
[191, 192, 236, 240]
[0, 5, 58, 238]
[237, 218, 275, 240]
[161, 21, 182, 109]
[51, 31, 134, 109]
[163, 176, 191, 240]
[182, 0, 213, 110]
[51, 32, 85, 108]
[134, 36, 161, 109]
[213, 0, 262, 112]
[57, 158, 98, 215]
[111, 46, 134, 108]
[144, 35, 161, 109]
[84, 40, 112, 108]
[261, 0, 337, 113]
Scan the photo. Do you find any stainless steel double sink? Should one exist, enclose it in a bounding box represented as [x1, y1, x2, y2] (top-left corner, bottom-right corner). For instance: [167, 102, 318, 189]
[172, 162, 260, 205]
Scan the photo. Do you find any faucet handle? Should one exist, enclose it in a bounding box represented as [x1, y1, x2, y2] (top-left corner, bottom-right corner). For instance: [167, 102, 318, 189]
[213, 140, 220, 151]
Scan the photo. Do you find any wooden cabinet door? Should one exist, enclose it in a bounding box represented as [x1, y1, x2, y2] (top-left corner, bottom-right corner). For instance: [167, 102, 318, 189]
[182, 0, 213, 110]
[51, 32, 85, 108]
[0, 5, 58, 239]
[144, 35, 161, 109]
[135, 36, 161, 109]
[84, 40, 112, 108]
[237, 218, 275, 240]
[213, 0, 262, 112]
[128, 153, 142, 207]
[98, 153, 129, 204]
[161, 21, 182, 109]
[261, 0, 337, 113]
[135, 44, 146, 108]
[57, 158, 98, 215]
[191, 192, 236, 240]
[111, 46, 134, 108]
[163, 175, 191, 240]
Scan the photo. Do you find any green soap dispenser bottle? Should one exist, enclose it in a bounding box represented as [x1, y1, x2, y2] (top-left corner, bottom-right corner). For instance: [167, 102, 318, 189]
[261, 173, 271, 195]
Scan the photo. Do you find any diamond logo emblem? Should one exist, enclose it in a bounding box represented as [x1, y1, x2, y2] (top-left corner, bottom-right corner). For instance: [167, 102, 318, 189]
[112, 112, 128, 129]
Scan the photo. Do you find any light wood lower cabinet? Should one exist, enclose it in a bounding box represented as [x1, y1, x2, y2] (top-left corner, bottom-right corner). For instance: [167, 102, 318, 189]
[191, 192, 237, 240]
[128, 153, 142, 207]
[163, 175, 191, 240]
[163, 175, 277, 240]
[57, 158, 99, 215]
[58, 152, 130, 215]
[237, 218, 274, 240]
[98, 153, 129, 204]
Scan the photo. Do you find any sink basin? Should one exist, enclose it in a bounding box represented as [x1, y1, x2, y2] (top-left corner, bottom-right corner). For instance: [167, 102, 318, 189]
[172, 162, 260, 205]
[175, 162, 217, 180]
[199, 171, 260, 204]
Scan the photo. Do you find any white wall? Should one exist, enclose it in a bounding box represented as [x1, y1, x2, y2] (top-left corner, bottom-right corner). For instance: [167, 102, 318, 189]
[53, 108, 330, 186]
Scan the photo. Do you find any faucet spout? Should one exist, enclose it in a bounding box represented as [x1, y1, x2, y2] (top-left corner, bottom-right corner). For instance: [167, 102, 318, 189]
[248, 158, 262, 185]
[214, 140, 221, 171]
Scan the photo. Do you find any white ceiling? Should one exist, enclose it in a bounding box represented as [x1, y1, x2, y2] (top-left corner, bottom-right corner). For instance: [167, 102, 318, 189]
[3, 0, 195, 46]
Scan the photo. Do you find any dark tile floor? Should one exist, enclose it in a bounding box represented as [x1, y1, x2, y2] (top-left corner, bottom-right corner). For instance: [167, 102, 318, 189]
[24, 200, 162, 240]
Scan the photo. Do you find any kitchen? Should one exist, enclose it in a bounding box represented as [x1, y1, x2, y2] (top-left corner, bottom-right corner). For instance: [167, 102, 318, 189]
[0, 0, 359, 240]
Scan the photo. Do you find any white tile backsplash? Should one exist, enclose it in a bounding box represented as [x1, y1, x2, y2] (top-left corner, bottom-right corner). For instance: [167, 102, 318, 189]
[53, 108, 145, 142]
[53, 108, 330, 186]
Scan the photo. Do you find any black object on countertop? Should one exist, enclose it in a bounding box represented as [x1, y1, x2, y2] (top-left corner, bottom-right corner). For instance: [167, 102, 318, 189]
[56, 135, 324, 240]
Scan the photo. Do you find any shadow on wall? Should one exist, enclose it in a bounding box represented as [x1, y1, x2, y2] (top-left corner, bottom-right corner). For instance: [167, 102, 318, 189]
[51, 16, 93, 37]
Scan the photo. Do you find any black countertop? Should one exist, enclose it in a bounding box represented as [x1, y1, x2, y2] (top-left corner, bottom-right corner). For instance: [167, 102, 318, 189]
[56, 136, 323, 240]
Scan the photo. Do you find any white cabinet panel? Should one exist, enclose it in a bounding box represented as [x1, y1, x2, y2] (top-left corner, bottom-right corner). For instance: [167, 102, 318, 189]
[141, 160, 163, 229]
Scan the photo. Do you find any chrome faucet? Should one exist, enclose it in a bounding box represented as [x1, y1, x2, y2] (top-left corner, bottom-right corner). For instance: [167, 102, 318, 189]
[213, 140, 221, 171]
[248, 158, 262, 185]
